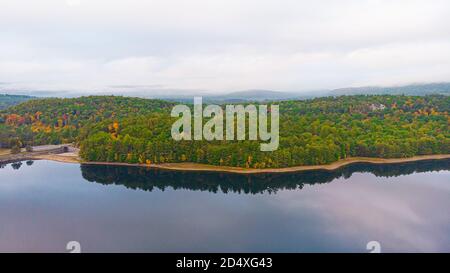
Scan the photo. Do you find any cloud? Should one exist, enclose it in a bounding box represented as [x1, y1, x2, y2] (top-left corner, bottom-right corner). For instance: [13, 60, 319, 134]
[1, 0, 450, 94]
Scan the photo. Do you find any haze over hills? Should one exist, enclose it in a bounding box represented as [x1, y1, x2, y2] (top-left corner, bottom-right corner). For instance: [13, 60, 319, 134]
[160, 83, 450, 103]
[200, 90, 304, 102]
[332, 83, 450, 97]
[1, 82, 449, 104]
[157, 90, 312, 103]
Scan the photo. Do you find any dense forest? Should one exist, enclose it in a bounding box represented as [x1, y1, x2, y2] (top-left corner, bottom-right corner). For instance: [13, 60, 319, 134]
[0, 96, 174, 149]
[0, 94, 449, 168]
[0, 94, 34, 110]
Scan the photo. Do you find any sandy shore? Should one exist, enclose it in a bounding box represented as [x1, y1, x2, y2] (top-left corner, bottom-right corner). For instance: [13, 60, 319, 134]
[31, 152, 82, 164]
[80, 154, 450, 174]
[0, 146, 81, 165]
[3, 150, 449, 174]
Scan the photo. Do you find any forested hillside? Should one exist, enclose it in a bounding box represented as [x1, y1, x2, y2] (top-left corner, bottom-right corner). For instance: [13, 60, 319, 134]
[332, 82, 450, 96]
[1, 95, 449, 168]
[0, 94, 34, 110]
[0, 96, 174, 148]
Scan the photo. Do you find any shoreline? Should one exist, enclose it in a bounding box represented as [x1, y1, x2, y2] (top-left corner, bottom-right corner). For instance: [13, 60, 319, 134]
[25, 153, 450, 174]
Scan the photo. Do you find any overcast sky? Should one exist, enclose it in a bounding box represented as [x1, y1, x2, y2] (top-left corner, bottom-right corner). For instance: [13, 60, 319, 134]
[1, 0, 450, 95]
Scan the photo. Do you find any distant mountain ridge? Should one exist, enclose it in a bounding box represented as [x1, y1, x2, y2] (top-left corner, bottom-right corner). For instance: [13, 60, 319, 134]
[204, 90, 301, 102]
[332, 82, 450, 96]
[0, 94, 35, 110]
[1, 82, 449, 103]
[161, 83, 450, 103]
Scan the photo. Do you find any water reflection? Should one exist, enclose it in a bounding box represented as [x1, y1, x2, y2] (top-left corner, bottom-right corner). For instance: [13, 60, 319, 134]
[81, 159, 450, 194]
[1, 159, 449, 252]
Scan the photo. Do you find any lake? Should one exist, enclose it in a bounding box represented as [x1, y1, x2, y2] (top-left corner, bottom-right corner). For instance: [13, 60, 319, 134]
[0, 159, 449, 252]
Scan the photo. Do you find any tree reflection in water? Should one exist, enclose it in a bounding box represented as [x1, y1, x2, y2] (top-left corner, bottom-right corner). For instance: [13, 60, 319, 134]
[80, 159, 450, 194]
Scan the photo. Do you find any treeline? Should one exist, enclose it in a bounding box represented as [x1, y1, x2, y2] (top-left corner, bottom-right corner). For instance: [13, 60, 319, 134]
[1, 94, 449, 168]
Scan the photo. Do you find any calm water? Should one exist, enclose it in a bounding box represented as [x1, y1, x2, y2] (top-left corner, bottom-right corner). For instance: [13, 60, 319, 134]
[0, 159, 449, 252]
